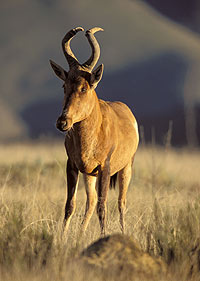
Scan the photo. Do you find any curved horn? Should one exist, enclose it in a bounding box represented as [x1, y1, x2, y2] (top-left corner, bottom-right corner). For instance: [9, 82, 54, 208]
[82, 27, 104, 72]
[62, 27, 84, 69]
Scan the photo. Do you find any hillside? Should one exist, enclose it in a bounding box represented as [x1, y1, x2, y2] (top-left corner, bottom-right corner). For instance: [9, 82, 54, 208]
[1, 0, 200, 144]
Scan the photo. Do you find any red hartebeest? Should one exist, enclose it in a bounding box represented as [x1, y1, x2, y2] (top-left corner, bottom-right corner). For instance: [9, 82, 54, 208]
[50, 27, 139, 235]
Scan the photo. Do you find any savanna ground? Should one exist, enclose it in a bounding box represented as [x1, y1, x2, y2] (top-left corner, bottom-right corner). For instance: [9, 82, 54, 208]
[0, 140, 200, 280]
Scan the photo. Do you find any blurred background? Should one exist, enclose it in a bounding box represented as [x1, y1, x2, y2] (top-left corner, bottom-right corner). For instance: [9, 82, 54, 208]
[1, 0, 200, 146]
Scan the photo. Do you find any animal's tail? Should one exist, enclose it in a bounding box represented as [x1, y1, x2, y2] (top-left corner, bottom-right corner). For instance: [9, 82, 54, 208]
[110, 172, 118, 189]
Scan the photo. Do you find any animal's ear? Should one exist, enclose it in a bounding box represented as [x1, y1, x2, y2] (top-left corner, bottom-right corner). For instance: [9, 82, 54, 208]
[90, 64, 104, 89]
[49, 59, 68, 81]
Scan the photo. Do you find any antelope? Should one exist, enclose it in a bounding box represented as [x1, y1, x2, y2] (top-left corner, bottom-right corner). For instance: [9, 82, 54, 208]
[50, 27, 139, 235]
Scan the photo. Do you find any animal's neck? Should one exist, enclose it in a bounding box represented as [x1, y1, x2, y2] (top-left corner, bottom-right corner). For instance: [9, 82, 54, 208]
[75, 90, 102, 138]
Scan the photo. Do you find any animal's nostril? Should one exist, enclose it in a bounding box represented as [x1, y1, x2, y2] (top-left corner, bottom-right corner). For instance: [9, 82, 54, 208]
[56, 116, 67, 130]
[57, 116, 64, 122]
[61, 119, 66, 125]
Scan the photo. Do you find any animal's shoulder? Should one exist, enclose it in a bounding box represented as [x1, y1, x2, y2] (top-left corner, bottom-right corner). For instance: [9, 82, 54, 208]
[99, 100, 135, 122]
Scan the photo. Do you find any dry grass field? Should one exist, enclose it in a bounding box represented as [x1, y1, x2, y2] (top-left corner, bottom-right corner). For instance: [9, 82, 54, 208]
[0, 141, 200, 280]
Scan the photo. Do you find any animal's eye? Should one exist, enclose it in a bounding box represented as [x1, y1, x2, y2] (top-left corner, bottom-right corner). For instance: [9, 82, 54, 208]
[81, 87, 86, 93]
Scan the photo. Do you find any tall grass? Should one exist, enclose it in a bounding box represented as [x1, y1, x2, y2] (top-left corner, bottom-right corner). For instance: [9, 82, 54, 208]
[0, 141, 200, 280]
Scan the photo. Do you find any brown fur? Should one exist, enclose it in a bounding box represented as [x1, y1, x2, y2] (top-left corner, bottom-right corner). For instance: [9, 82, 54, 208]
[50, 27, 139, 235]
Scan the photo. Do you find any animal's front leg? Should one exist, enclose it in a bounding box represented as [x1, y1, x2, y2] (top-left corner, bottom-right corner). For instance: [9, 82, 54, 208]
[97, 157, 111, 236]
[63, 159, 79, 234]
[82, 174, 97, 232]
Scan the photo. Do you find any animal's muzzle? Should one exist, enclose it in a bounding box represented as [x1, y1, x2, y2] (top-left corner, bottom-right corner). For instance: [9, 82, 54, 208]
[56, 115, 72, 132]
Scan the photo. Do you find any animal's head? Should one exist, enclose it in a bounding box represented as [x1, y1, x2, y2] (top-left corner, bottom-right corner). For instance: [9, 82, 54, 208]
[50, 27, 104, 132]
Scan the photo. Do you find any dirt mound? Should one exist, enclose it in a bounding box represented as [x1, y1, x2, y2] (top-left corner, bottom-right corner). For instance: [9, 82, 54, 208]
[79, 234, 167, 280]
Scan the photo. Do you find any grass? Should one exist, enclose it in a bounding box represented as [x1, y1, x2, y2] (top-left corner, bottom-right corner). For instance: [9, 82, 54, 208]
[0, 141, 200, 280]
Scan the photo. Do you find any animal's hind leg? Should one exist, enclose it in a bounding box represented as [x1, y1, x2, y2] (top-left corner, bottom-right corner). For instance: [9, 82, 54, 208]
[118, 161, 132, 233]
[81, 174, 97, 232]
